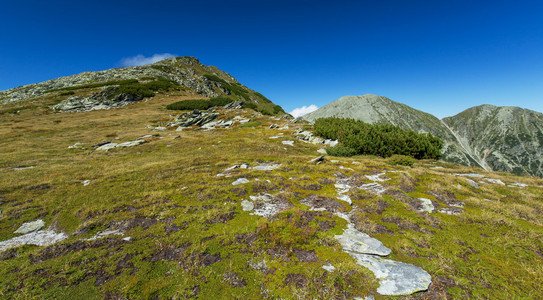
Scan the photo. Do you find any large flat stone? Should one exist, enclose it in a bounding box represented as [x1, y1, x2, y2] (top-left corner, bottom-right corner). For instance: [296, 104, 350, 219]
[335, 224, 391, 256]
[14, 219, 45, 234]
[348, 252, 431, 296]
[0, 230, 68, 252]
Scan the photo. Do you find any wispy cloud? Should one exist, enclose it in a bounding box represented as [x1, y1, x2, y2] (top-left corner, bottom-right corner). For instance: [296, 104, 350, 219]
[120, 53, 176, 67]
[290, 104, 319, 118]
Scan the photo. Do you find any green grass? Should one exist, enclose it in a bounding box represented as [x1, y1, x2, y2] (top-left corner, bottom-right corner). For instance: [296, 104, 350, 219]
[0, 97, 542, 299]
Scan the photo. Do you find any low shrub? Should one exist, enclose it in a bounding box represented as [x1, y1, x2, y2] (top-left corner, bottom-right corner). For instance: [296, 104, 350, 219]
[314, 117, 442, 159]
[326, 144, 358, 157]
[387, 155, 415, 167]
[239, 121, 262, 128]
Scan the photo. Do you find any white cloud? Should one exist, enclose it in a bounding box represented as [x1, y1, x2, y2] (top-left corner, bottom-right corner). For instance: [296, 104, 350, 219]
[120, 53, 176, 67]
[290, 104, 319, 118]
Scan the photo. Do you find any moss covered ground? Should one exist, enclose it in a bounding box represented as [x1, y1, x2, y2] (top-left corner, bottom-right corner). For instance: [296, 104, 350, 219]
[0, 93, 542, 299]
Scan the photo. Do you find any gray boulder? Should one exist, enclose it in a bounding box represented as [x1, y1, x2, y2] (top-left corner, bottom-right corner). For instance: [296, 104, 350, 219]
[335, 224, 391, 256]
[14, 219, 45, 234]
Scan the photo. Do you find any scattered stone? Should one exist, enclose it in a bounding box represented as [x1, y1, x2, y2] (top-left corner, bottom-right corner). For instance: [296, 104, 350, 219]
[96, 140, 145, 150]
[122, 237, 132, 241]
[269, 135, 281, 139]
[13, 166, 35, 171]
[509, 182, 527, 187]
[439, 207, 464, 215]
[431, 166, 444, 169]
[14, 220, 45, 234]
[0, 230, 68, 252]
[366, 173, 390, 182]
[454, 173, 484, 178]
[168, 110, 218, 128]
[466, 179, 479, 188]
[335, 224, 391, 256]
[282, 141, 294, 146]
[241, 200, 254, 211]
[87, 229, 124, 240]
[96, 142, 119, 151]
[336, 194, 352, 205]
[269, 124, 279, 129]
[138, 134, 153, 139]
[317, 148, 327, 154]
[232, 178, 250, 186]
[347, 252, 431, 296]
[251, 163, 281, 170]
[359, 183, 386, 195]
[309, 155, 325, 164]
[68, 142, 84, 149]
[249, 194, 290, 218]
[82, 180, 91, 186]
[238, 119, 250, 124]
[339, 166, 354, 171]
[485, 178, 505, 185]
[154, 126, 166, 131]
[335, 183, 351, 194]
[322, 264, 336, 272]
[417, 198, 435, 213]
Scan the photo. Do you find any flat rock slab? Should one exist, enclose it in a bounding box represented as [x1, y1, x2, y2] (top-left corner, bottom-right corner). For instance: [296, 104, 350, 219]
[417, 198, 435, 213]
[337, 194, 352, 205]
[348, 252, 431, 296]
[0, 230, 68, 252]
[282, 141, 294, 146]
[249, 194, 289, 218]
[485, 178, 505, 185]
[14, 219, 45, 234]
[335, 224, 391, 256]
[251, 163, 281, 170]
[509, 182, 527, 187]
[366, 173, 390, 182]
[232, 178, 250, 185]
[359, 182, 386, 195]
[454, 173, 484, 178]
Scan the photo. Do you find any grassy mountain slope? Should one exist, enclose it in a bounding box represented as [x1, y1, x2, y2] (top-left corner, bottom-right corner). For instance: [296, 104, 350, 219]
[0, 94, 542, 299]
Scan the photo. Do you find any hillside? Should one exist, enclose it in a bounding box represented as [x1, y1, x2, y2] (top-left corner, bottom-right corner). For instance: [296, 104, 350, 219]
[301, 94, 543, 177]
[0, 56, 284, 116]
[0, 89, 542, 299]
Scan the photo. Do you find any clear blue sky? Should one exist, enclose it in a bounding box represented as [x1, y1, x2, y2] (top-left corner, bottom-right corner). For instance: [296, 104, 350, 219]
[1, 0, 542, 118]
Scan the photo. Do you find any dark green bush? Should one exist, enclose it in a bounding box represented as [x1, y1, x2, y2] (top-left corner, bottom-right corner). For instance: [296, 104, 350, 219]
[202, 74, 227, 84]
[326, 144, 358, 157]
[165, 97, 233, 111]
[314, 117, 442, 159]
[166, 100, 211, 110]
[387, 155, 416, 167]
[60, 91, 75, 96]
[242, 102, 257, 110]
[272, 105, 285, 114]
[111, 78, 180, 98]
[254, 92, 272, 103]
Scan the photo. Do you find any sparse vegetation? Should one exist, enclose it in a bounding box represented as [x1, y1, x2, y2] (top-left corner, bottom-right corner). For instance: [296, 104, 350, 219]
[315, 117, 442, 159]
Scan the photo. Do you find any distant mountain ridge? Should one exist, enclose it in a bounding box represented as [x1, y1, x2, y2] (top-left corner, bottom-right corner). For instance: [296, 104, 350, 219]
[302, 94, 543, 177]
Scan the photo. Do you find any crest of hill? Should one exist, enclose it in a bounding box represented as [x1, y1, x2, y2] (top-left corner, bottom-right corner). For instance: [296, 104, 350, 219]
[0, 56, 284, 115]
[302, 94, 543, 177]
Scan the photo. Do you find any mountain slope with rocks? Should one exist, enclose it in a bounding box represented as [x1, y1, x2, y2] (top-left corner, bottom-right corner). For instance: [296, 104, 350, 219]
[0, 85, 542, 299]
[301, 94, 543, 177]
[0, 56, 284, 115]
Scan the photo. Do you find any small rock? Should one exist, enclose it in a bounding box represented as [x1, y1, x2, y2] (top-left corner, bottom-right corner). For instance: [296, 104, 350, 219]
[317, 148, 327, 154]
[241, 200, 254, 211]
[82, 180, 91, 186]
[154, 126, 166, 131]
[96, 142, 119, 151]
[439, 207, 464, 215]
[13, 166, 35, 171]
[14, 220, 45, 234]
[466, 179, 479, 188]
[508, 182, 527, 187]
[251, 163, 281, 170]
[455, 173, 484, 178]
[366, 173, 390, 182]
[337, 194, 352, 205]
[269, 135, 281, 139]
[309, 155, 325, 164]
[232, 178, 250, 186]
[359, 182, 386, 194]
[122, 237, 132, 241]
[322, 264, 336, 272]
[417, 198, 435, 213]
[282, 141, 294, 146]
[485, 178, 505, 185]
[68, 142, 84, 149]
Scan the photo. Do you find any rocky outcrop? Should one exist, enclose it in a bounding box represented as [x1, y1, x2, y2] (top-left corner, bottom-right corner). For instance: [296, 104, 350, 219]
[52, 88, 143, 112]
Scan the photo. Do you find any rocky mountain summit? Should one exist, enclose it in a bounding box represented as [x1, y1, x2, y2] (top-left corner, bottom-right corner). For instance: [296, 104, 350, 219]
[0, 57, 283, 115]
[302, 94, 543, 177]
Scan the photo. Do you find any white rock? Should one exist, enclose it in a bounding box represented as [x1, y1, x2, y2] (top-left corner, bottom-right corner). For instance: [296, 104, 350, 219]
[96, 142, 119, 151]
[15, 220, 45, 234]
[322, 264, 336, 272]
[232, 178, 250, 185]
[241, 200, 254, 211]
[251, 163, 281, 170]
[509, 182, 527, 187]
[454, 173, 484, 178]
[485, 178, 505, 185]
[0, 230, 67, 252]
[347, 252, 431, 296]
[282, 141, 294, 146]
[417, 198, 435, 213]
[337, 194, 352, 205]
[13, 166, 35, 171]
[82, 180, 91, 186]
[87, 229, 124, 240]
[335, 224, 391, 256]
[317, 148, 327, 154]
[359, 183, 386, 194]
[366, 173, 390, 182]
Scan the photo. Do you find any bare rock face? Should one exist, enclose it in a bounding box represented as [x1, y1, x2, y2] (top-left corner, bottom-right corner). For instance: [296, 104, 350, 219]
[52, 88, 143, 112]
